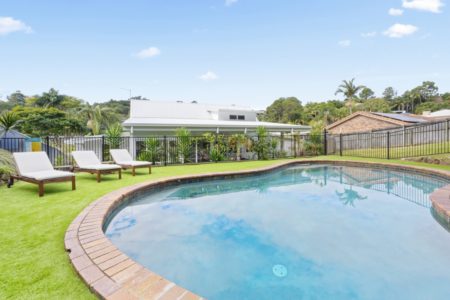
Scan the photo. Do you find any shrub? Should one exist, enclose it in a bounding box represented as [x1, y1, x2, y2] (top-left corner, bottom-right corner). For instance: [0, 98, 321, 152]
[175, 128, 192, 163]
[0, 150, 15, 186]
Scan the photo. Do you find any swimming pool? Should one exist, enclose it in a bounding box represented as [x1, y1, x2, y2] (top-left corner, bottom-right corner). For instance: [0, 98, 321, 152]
[105, 164, 450, 299]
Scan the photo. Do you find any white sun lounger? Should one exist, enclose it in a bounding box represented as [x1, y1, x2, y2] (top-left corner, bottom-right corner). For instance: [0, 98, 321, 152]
[71, 151, 122, 182]
[10, 152, 75, 197]
[110, 149, 152, 176]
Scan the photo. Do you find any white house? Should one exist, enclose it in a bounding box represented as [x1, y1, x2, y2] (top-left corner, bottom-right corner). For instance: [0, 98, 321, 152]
[122, 100, 310, 136]
[422, 109, 450, 119]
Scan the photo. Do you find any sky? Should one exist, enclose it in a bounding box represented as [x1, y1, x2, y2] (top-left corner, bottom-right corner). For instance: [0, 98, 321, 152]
[0, 0, 449, 108]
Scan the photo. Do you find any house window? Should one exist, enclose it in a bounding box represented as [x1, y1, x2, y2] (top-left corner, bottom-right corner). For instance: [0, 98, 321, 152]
[238, 115, 245, 120]
[230, 115, 237, 120]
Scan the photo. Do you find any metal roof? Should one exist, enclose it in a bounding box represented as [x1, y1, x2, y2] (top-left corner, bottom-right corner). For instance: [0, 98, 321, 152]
[123, 117, 309, 130]
[0, 129, 29, 138]
[373, 113, 427, 123]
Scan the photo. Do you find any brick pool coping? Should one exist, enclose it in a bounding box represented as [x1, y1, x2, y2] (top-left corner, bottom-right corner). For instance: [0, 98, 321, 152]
[65, 159, 450, 299]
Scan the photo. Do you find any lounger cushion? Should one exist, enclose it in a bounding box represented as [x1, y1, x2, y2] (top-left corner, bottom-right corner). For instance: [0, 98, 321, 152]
[80, 164, 122, 170]
[13, 152, 54, 174]
[116, 161, 151, 167]
[21, 170, 74, 180]
[110, 149, 133, 163]
[71, 151, 102, 167]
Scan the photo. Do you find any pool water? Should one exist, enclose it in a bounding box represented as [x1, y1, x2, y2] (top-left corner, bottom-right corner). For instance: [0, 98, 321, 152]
[105, 165, 450, 300]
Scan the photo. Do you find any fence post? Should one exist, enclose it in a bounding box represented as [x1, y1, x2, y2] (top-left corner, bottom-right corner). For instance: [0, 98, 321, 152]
[387, 131, 390, 160]
[293, 135, 297, 158]
[195, 139, 198, 163]
[323, 129, 328, 156]
[163, 136, 167, 166]
[101, 135, 105, 162]
[45, 136, 50, 155]
[339, 134, 343, 156]
[447, 120, 449, 142]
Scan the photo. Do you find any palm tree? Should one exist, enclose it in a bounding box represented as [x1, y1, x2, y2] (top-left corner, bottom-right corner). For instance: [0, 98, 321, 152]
[336, 187, 367, 207]
[175, 127, 192, 163]
[228, 133, 247, 160]
[335, 79, 365, 114]
[81, 105, 118, 135]
[0, 111, 19, 137]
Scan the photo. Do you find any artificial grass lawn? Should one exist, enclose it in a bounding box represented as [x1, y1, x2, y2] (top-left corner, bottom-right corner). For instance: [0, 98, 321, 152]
[1, 157, 450, 299]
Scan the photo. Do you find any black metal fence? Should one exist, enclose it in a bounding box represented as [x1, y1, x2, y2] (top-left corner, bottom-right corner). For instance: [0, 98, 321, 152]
[326, 118, 450, 159]
[0, 134, 325, 167]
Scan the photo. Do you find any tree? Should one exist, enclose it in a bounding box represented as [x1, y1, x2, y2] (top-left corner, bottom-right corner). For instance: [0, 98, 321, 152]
[382, 87, 397, 102]
[262, 97, 304, 124]
[228, 133, 247, 160]
[105, 123, 123, 149]
[359, 87, 375, 100]
[82, 104, 118, 135]
[0, 100, 13, 113]
[252, 126, 270, 160]
[362, 98, 391, 113]
[7, 90, 26, 106]
[0, 111, 19, 136]
[335, 79, 365, 114]
[35, 88, 64, 108]
[175, 127, 192, 163]
[13, 107, 86, 136]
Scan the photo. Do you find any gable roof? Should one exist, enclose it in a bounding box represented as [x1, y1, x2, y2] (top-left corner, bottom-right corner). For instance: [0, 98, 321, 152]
[129, 100, 256, 120]
[0, 129, 29, 138]
[326, 111, 428, 131]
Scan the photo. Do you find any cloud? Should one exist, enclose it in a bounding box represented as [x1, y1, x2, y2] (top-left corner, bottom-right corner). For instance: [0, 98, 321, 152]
[389, 8, 404, 16]
[383, 23, 418, 38]
[225, 0, 238, 6]
[361, 31, 377, 38]
[402, 0, 444, 13]
[136, 47, 161, 59]
[0, 17, 32, 36]
[199, 71, 218, 81]
[338, 40, 351, 47]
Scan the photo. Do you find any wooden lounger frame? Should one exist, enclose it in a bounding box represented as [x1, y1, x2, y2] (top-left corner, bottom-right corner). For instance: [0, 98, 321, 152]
[119, 163, 152, 176]
[73, 167, 122, 182]
[8, 175, 76, 197]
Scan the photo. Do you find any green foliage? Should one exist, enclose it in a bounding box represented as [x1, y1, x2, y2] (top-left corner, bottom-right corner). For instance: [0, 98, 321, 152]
[98, 100, 130, 120]
[228, 133, 247, 160]
[335, 78, 365, 113]
[105, 123, 123, 149]
[203, 133, 227, 162]
[0, 111, 19, 136]
[13, 107, 85, 136]
[415, 101, 450, 115]
[262, 97, 304, 124]
[34, 88, 64, 108]
[359, 87, 375, 100]
[361, 98, 391, 112]
[82, 104, 119, 135]
[303, 120, 324, 156]
[270, 138, 279, 159]
[175, 127, 192, 163]
[391, 81, 440, 113]
[252, 126, 271, 160]
[0, 149, 15, 185]
[7, 90, 26, 106]
[303, 101, 349, 125]
[383, 87, 397, 101]
[138, 138, 162, 164]
[0, 100, 14, 113]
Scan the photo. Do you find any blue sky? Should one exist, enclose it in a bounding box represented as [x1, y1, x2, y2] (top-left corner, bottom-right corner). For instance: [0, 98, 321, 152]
[0, 0, 449, 108]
